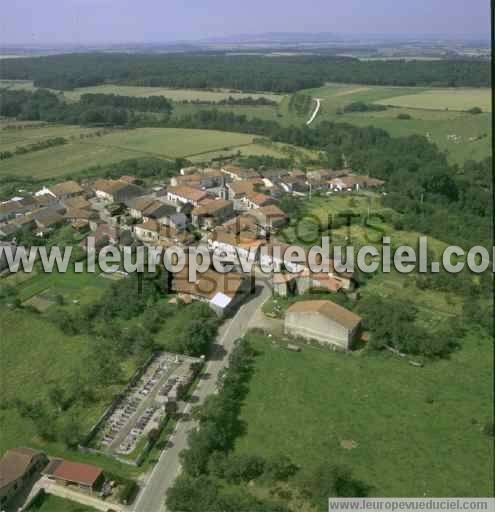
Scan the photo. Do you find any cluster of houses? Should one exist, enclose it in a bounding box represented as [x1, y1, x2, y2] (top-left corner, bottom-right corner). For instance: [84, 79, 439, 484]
[0, 163, 383, 339]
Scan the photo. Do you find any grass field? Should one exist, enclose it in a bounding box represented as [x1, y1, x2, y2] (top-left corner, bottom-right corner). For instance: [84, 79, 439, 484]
[280, 83, 492, 165]
[27, 494, 97, 511]
[374, 88, 492, 112]
[0, 126, 321, 179]
[0, 301, 149, 479]
[235, 333, 493, 498]
[0, 127, 256, 178]
[0, 124, 105, 152]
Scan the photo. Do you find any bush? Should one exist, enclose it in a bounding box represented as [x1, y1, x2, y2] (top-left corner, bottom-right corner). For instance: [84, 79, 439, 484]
[397, 113, 412, 120]
[344, 102, 387, 113]
[468, 106, 483, 114]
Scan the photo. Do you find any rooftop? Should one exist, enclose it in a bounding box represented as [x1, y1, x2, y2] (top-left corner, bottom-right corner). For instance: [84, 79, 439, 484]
[49, 180, 84, 196]
[168, 186, 208, 203]
[0, 447, 44, 490]
[287, 300, 361, 330]
[45, 458, 103, 487]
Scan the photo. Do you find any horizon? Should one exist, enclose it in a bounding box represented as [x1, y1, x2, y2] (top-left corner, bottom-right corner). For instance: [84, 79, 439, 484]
[1, 0, 490, 46]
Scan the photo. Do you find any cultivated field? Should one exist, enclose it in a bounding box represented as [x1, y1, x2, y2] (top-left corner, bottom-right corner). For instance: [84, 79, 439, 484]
[235, 333, 493, 497]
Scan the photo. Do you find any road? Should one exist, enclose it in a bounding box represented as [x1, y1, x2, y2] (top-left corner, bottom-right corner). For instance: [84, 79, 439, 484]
[131, 279, 271, 512]
[306, 98, 322, 125]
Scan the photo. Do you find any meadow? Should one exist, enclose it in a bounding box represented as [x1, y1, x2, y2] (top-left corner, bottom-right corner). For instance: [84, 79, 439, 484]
[0, 307, 141, 477]
[0, 126, 321, 179]
[235, 333, 494, 497]
[0, 124, 105, 152]
[374, 88, 492, 112]
[292, 83, 492, 165]
[0, 127, 256, 178]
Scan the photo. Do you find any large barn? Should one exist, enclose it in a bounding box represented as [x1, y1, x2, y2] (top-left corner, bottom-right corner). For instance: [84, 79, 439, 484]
[284, 300, 361, 351]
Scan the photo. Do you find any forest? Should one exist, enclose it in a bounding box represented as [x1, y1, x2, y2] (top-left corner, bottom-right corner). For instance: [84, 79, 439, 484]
[1, 53, 490, 92]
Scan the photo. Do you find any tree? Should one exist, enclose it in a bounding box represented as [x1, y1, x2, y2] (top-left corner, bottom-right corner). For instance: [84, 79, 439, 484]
[148, 428, 160, 445]
[166, 475, 220, 512]
[60, 412, 83, 448]
[302, 464, 369, 510]
[223, 454, 265, 483]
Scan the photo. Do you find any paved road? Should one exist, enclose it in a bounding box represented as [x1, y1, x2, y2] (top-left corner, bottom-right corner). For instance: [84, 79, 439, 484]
[306, 98, 322, 125]
[131, 280, 271, 512]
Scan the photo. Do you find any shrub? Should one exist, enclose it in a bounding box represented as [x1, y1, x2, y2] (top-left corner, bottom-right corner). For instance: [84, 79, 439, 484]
[467, 106, 483, 114]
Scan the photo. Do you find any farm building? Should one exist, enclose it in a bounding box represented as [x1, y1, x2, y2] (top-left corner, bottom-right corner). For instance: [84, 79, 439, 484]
[284, 300, 362, 351]
[43, 458, 104, 493]
[0, 448, 48, 509]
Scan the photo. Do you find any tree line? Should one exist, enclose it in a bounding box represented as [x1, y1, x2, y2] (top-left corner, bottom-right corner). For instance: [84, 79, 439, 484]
[80, 92, 173, 113]
[0, 89, 171, 126]
[1, 53, 490, 92]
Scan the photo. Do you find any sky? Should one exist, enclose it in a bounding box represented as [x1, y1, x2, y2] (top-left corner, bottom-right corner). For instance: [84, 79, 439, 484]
[0, 0, 490, 46]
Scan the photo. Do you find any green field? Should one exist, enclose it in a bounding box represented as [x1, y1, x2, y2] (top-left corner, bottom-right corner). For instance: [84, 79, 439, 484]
[27, 494, 97, 512]
[235, 333, 493, 498]
[0, 127, 256, 178]
[62, 84, 285, 103]
[293, 83, 492, 165]
[374, 88, 492, 112]
[0, 80, 285, 103]
[0, 308, 134, 454]
[0, 126, 323, 179]
[0, 124, 105, 152]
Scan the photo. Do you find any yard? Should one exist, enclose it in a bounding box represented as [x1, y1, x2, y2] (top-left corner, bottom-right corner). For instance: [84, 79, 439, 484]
[235, 333, 494, 497]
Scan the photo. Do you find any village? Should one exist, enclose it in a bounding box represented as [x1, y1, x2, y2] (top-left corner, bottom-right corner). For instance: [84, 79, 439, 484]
[0, 162, 385, 511]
